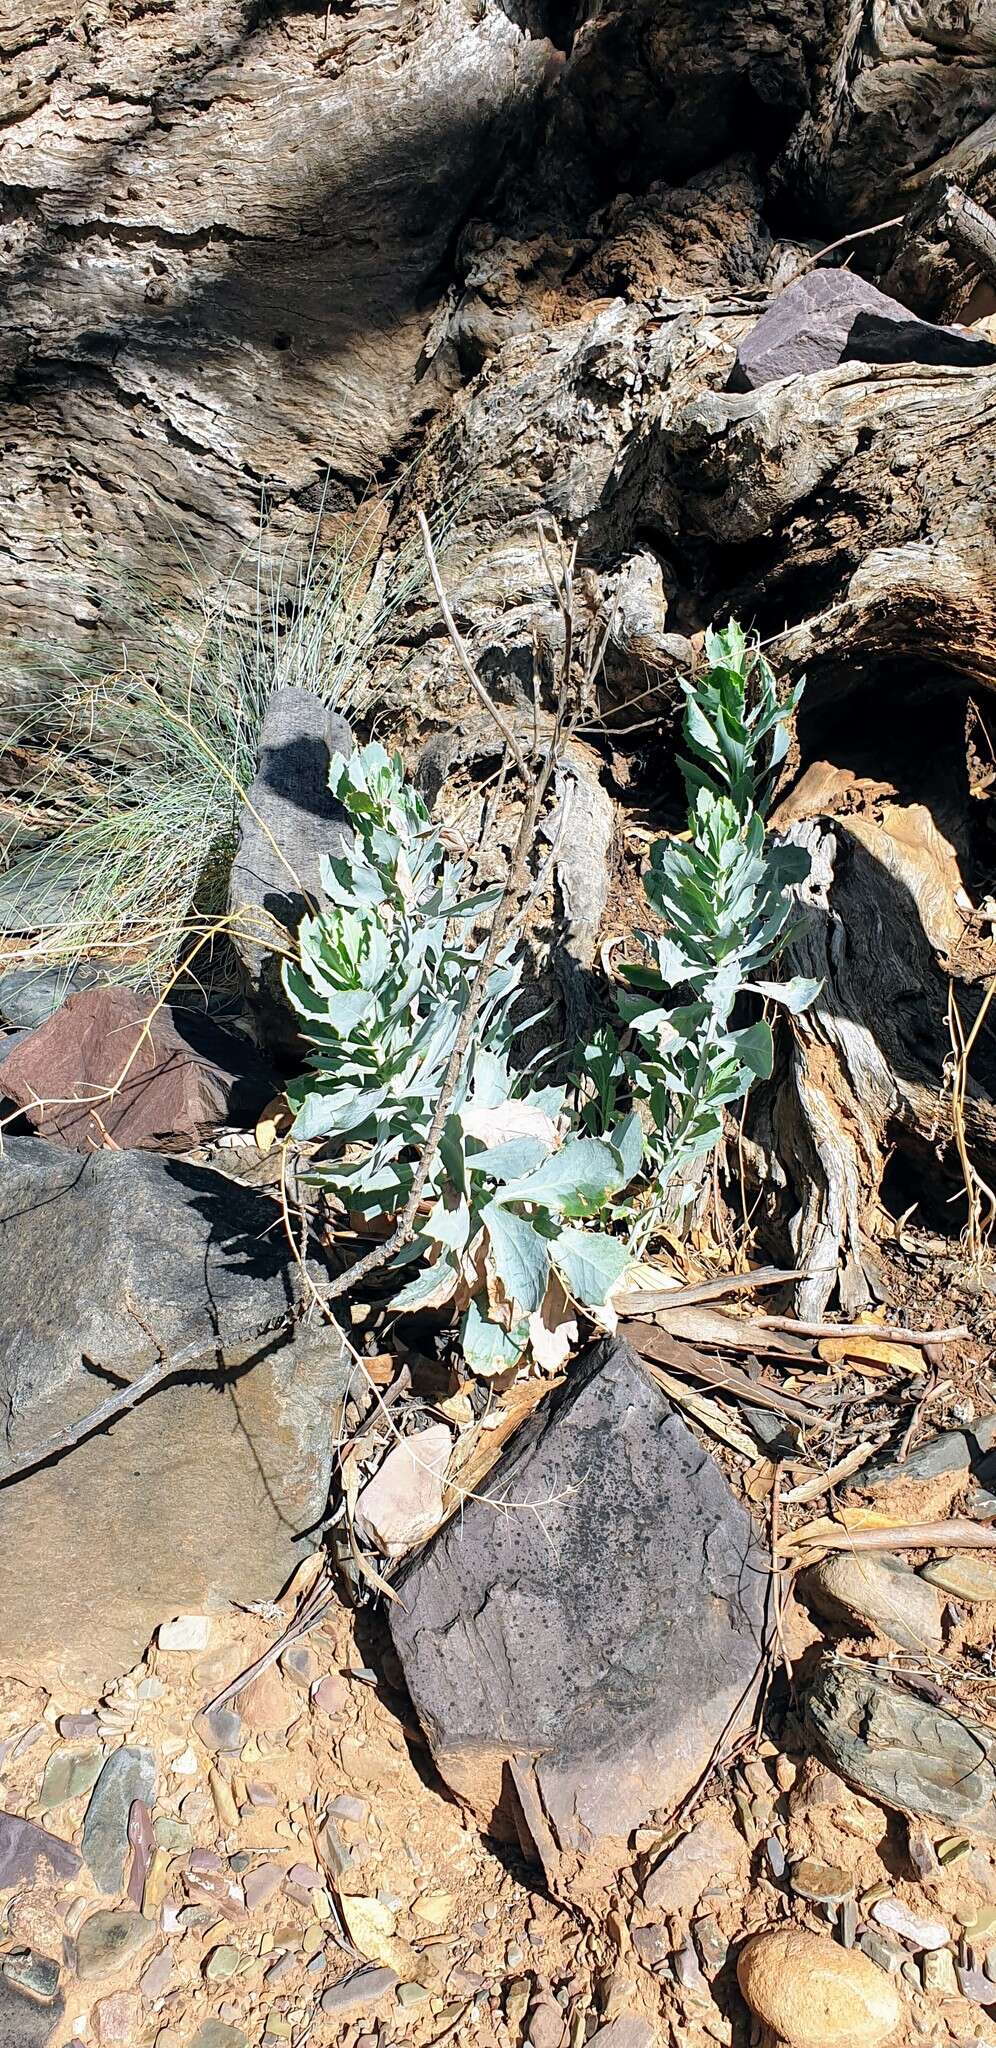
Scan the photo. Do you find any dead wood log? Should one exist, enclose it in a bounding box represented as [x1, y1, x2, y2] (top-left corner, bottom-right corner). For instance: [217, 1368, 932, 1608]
[746, 814, 996, 1319]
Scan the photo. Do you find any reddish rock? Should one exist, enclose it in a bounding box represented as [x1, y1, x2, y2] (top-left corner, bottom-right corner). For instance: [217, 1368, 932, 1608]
[0, 985, 270, 1151]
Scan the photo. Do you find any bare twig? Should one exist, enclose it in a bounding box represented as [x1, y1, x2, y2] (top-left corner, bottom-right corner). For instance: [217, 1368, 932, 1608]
[784, 1441, 879, 1504]
[787, 1518, 996, 1555]
[753, 1317, 968, 1346]
[417, 507, 529, 777]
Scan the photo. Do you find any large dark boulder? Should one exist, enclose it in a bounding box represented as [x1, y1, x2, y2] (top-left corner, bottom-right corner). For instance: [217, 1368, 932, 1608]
[0, 1138, 354, 1685]
[730, 270, 996, 390]
[389, 1337, 769, 1889]
[228, 688, 353, 1055]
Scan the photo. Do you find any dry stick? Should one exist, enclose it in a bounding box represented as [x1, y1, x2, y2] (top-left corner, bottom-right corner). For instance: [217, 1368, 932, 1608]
[787, 1518, 996, 1555]
[752, 1316, 969, 1345]
[417, 507, 529, 777]
[793, 214, 904, 275]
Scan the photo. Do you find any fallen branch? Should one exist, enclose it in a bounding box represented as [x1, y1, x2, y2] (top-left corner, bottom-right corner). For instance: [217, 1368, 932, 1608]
[753, 1317, 969, 1346]
[787, 1518, 996, 1554]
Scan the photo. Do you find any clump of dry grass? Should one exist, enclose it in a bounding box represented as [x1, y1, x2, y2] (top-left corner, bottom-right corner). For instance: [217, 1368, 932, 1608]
[0, 498, 428, 995]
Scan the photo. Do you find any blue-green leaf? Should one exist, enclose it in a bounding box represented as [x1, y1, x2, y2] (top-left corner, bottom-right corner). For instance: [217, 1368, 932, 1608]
[550, 1227, 631, 1306]
[481, 1201, 550, 1314]
[461, 1298, 527, 1375]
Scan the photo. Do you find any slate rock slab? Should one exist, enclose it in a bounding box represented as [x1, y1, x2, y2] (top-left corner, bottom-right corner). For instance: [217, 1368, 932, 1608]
[806, 1660, 996, 1840]
[389, 1338, 768, 1884]
[0, 1138, 354, 1685]
[0, 960, 116, 1032]
[81, 1753, 156, 1894]
[0, 1972, 64, 2046]
[730, 270, 996, 390]
[0, 985, 271, 1151]
[0, 1813, 81, 1890]
[229, 688, 353, 1054]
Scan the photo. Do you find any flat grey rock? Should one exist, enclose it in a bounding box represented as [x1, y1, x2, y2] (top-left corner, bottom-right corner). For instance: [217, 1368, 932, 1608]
[390, 1338, 768, 1884]
[0, 957, 129, 1032]
[730, 270, 996, 390]
[81, 1753, 156, 1894]
[0, 1139, 354, 1686]
[852, 1414, 996, 1494]
[806, 1661, 996, 1840]
[228, 687, 353, 1053]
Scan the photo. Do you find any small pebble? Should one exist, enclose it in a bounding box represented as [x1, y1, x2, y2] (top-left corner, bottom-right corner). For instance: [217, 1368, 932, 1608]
[311, 1677, 349, 1716]
[158, 1616, 213, 1652]
[922, 1947, 958, 1996]
[506, 1941, 526, 1970]
[321, 1964, 399, 2016]
[872, 1896, 950, 1950]
[209, 1769, 240, 1832]
[204, 1944, 240, 1980]
[194, 1707, 244, 1755]
[281, 1646, 319, 1688]
[92, 1991, 142, 2046]
[791, 1857, 853, 1905]
[327, 1793, 367, 1823]
[859, 1928, 905, 1976]
[58, 1714, 100, 1742]
[764, 1835, 786, 1880]
[244, 1863, 283, 1911]
[139, 1949, 173, 1998]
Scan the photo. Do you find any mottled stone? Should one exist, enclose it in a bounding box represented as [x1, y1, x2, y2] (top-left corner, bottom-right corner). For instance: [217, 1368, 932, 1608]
[391, 1339, 768, 1878]
[81, 1749, 156, 1893]
[188, 2022, 247, 2048]
[790, 1857, 853, 1904]
[75, 1910, 156, 1980]
[3, 1948, 60, 2003]
[806, 1662, 996, 1840]
[321, 1965, 399, 2018]
[0, 1974, 64, 2046]
[0, 1812, 81, 1889]
[92, 1991, 142, 2045]
[39, 1748, 103, 1811]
